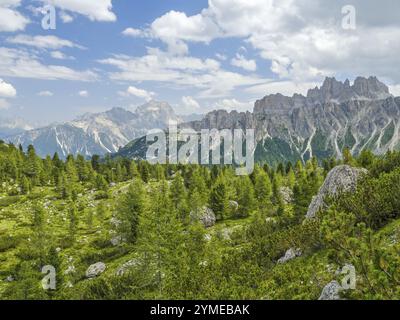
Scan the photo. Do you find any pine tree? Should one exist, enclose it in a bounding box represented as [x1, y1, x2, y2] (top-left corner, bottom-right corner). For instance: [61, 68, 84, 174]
[254, 167, 272, 212]
[136, 180, 185, 298]
[68, 204, 78, 242]
[236, 176, 255, 217]
[210, 175, 229, 220]
[116, 179, 147, 244]
[170, 172, 189, 222]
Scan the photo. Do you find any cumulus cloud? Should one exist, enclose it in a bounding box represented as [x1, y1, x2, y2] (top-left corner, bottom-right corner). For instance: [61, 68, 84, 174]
[50, 51, 75, 60]
[0, 0, 29, 32]
[122, 28, 143, 37]
[119, 86, 155, 102]
[7, 35, 85, 50]
[37, 90, 54, 97]
[215, 53, 227, 61]
[0, 47, 97, 81]
[40, 0, 116, 22]
[139, 0, 400, 84]
[230, 54, 257, 71]
[0, 79, 17, 98]
[99, 48, 266, 98]
[181, 96, 201, 111]
[59, 11, 74, 23]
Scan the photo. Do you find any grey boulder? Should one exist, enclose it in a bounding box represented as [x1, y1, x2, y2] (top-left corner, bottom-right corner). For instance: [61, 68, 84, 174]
[306, 165, 368, 219]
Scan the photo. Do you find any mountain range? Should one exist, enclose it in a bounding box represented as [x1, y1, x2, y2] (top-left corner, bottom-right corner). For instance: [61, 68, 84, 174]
[5, 76, 400, 164]
[5, 101, 198, 158]
[115, 76, 400, 165]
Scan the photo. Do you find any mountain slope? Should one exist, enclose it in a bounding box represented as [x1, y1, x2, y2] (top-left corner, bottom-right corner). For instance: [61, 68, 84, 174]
[0, 117, 33, 139]
[6, 101, 183, 158]
[115, 77, 400, 165]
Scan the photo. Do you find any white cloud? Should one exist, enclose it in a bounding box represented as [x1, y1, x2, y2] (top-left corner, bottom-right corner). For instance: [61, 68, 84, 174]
[37, 90, 54, 97]
[150, 10, 220, 43]
[119, 86, 155, 102]
[41, 0, 116, 22]
[0, 98, 10, 110]
[122, 28, 142, 37]
[245, 80, 319, 97]
[0, 79, 17, 98]
[79, 90, 89, 97]
[99, 48, 266, 98]
[141, 0, 400, 84]
[59, 11, 74, 23]
[7, 35, 84, 50]
[181, 96, 201, 111]
[50, 50, 74, 60]
[0, 47, 97, 81]
[230, 54, 257, 71]
[215, 53, 227, 61]
[0, 0, 29, 32]
[213, 98, 253, 112]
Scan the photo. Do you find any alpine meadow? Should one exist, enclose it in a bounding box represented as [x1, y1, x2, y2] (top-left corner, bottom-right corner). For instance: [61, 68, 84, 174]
[0, 0, 400, 304]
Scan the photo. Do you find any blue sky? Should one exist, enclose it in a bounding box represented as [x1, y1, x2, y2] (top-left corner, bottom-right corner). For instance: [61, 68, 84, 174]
[1, 0, 400, 125]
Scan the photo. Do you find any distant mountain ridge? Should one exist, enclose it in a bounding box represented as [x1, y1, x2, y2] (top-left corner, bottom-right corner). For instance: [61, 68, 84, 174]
[0, 117, 34, 139]
[116, 76, 400, 165]
[7, 101, 184, 158]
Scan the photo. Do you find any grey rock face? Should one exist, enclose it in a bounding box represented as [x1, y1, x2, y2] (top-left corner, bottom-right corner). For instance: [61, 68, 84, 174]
[306, 165, 368, 219]
[190, 207, 216, 228]
[86, 262, 106, 278]
[114, 76, 400, 165]
[277, 248, 302, 264]
[318, 281, 342, 300]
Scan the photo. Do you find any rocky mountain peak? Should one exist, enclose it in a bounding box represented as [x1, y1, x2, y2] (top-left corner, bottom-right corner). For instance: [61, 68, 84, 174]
[307, 76, 391, 104]
[352, 76, 390, 99]
[136, 100, 174, 114]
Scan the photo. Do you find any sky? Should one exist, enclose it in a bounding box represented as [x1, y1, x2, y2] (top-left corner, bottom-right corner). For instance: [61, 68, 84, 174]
[1, 0, 400, 125]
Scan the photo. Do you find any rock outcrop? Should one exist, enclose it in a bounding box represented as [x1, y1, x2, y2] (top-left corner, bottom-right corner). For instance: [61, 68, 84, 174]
[190, 206, 216, 228]
[279, 186, 294, 204]
[116, 259, 140, 276]
[86, 262, 106, 278]
[318, 281, 342, 300]
[277, 248, 302, 264]
[306, 165, 368, 219]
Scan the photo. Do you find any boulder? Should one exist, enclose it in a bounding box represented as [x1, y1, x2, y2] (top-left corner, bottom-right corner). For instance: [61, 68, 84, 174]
[318, 281, 342, 300]
[190, 206, 216, 228]
[111, 235, 124, 246]
[279, 186, 294, 204]
[116, 259, 140, 276]
[277, 248, 302, 264]
[86, 262, 106, 278]
[306, 165, 368, 219]
[229, 200, 239, 212]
